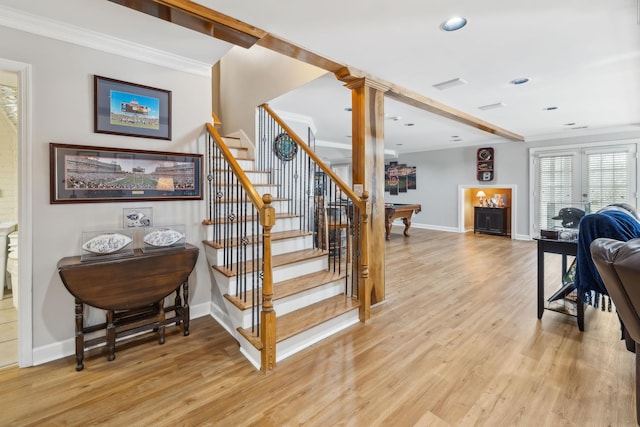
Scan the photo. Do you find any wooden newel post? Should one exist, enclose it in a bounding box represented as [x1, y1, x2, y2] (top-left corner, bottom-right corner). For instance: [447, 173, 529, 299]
[359, 191, 371, 322]
[260, 194, 277, 371]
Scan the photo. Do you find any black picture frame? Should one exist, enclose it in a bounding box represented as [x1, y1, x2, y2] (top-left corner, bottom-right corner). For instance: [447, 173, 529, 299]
[50, 143, 202, 203]
[94, 75, 171, 140]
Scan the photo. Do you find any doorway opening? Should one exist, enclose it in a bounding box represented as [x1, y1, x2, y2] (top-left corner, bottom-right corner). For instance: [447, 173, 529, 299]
[458, 184, 517, 238]
[0, 58, 32, 368]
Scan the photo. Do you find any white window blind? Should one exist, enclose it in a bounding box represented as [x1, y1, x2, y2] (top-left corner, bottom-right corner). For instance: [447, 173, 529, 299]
[586, 151, 629, 212]
[537, 155, 573, 230]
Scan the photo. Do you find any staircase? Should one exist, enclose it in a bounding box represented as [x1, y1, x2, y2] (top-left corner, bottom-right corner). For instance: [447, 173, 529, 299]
[203, 127, 365, 370]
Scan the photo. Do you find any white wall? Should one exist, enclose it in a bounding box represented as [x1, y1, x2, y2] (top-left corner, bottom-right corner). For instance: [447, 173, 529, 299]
[219, 45, 327, 138]
[0, 25, 212, 361]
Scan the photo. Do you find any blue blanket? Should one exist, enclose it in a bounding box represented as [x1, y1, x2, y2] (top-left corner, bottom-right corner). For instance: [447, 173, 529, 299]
[576, 210, 640, 305]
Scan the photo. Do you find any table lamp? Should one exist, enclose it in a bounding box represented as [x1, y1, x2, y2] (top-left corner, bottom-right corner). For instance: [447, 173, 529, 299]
[476, 190, 486, 206]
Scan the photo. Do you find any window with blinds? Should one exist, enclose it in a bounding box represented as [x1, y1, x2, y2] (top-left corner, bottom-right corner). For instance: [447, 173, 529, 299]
[537, 155, 574, 230]
[587, 151, 629, 212]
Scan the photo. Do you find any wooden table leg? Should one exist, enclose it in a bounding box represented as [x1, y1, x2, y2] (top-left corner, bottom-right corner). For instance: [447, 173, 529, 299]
[385, 218, 392, 240]
[106, 310, 116, 361]
[183, 281, 190, 336]
[74, 299, 84, 371]
[174, 288, 182, 326]
[537, 241, 544, 319]
[158, 298, 165, 345]
[402, 217, 412, 237]
[577, 295, 585, 331]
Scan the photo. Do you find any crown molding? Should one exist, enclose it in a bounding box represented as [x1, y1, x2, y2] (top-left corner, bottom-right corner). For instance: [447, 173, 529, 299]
[272, 109, 318, 135]
[0, 5, 212, 77]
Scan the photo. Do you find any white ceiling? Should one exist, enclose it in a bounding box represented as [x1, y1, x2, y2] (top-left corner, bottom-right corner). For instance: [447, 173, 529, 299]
[1, 0, 639, 162]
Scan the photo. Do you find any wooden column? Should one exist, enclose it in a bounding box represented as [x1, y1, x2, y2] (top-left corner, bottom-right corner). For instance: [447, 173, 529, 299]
[260, 194, 276, 371]
[347, 78, 388, 304]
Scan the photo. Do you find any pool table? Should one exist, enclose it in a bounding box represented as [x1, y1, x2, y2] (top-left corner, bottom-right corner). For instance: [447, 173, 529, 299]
[384, 203, 422, 240]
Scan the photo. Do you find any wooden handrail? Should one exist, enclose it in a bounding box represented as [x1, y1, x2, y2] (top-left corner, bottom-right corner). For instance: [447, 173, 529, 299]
[206, 123, 265, 211]
[259, 104, 372, 323]
[260, 104, 365, 210]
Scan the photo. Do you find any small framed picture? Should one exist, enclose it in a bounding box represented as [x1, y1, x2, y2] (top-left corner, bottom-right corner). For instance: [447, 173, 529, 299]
[94, 75, 171, 140]
[123, 207, 153, 228]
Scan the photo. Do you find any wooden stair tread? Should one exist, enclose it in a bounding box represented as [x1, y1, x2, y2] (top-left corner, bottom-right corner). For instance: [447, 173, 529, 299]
[224, 270, 346, 310]
[237, 295, 360, 349]
[212, 248, 327, 277]
[203, 229, 312, 250]
[201, 196, 287, 205]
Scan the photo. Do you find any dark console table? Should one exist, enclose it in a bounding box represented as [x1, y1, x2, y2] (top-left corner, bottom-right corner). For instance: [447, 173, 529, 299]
[534, 237, 584, 331]
[57, 244, 199, 370]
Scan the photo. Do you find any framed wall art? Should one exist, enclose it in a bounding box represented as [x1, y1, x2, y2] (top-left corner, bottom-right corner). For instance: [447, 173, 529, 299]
[94, 75, 171, 140]
[50, 143, 202, 203]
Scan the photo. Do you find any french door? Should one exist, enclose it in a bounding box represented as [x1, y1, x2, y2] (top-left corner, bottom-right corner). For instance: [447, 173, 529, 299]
[532, 143, 638, 235]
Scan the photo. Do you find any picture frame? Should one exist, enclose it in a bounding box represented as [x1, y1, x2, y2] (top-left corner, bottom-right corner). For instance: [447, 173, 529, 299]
[50, 143, 203, 203]
[94, 75, 171, 140]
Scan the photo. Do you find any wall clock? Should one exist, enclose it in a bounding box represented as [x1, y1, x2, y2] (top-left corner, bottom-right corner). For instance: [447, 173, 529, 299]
[273, 133, 298, 161]
[477, 147, 494, 181]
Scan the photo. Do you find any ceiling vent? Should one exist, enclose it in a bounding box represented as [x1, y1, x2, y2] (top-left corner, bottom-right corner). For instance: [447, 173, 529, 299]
[478, 102, 506, 111]
[433, 78, 468, 91]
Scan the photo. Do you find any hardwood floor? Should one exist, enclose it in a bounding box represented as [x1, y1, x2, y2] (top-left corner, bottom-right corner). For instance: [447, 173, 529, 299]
[0, 229, 635, 426]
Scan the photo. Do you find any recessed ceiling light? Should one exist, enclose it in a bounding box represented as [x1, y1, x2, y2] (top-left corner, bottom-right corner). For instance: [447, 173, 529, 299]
[387, 116, 402, 121]
[433, 77, 468, 91]
[441, 16, 467, 31]
[478, 102, 506, 110]
[451, 138, 462, 142]
[344, 107, 352, 112]
[571, 125, 588, 130]
[404, 123, 415, 127]
[564, 122, 576, 126]
[543, 106, 558, 111]
[510, 78, 530, 85]
[396, 143, 404, 146]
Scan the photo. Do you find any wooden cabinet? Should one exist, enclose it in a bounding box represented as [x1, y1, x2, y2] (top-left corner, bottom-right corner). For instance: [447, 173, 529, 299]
[474, 207, 508, 235]
[57, 244, 199, 370]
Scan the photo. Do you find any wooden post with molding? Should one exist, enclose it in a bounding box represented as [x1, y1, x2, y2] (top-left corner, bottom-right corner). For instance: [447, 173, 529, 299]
[346, 78, 388, 305]
[260, 194, 276, 371]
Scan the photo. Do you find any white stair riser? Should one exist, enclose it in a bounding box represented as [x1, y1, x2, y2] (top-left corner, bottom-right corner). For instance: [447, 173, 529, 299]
[204, 235, 314, 265]
[203, 217, 302, 240]
[212, 171, 270, 185]
[229, 279, 345, 329]
[209, 255, 329, 296]
[206, 199, 290, 215]
[276, 309, 360, 363]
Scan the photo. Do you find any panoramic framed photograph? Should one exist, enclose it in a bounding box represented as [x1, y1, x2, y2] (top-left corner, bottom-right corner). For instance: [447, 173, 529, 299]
[50, 143, 202, 203]
[94, 75, 171, 140]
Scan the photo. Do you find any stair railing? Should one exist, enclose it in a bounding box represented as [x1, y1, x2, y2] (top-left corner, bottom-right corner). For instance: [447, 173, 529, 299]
[258, 104, 371, 321]
[204, 123, 276, 370]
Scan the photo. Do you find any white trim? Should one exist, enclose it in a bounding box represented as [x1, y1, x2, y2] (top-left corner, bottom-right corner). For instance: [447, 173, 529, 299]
[0, 58, 33, 368]
[0, 5, 212, 77]
[272, 109, 318, 135]
[457, 184, 517, 239]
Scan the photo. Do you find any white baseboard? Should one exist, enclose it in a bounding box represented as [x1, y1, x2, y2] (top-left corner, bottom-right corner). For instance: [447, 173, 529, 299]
[32, 301, 211, 366]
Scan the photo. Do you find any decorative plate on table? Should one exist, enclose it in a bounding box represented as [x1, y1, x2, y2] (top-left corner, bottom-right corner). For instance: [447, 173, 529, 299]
[82, 233, 133, 254]
[143, 228, 184, 247]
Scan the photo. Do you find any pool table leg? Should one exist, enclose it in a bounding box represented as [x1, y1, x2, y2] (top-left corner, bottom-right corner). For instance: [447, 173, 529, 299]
[402, 217, 412, 237]
[385, 218, 392, 240]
